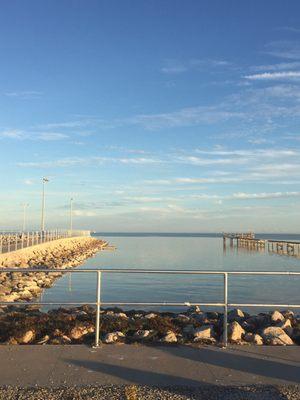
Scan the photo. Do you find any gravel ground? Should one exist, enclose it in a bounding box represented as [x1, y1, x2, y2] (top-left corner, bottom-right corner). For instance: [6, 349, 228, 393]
[0, 385, 299, 400]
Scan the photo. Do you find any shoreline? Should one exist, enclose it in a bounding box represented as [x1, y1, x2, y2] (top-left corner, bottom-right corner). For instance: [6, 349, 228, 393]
[0, 305, 299, 346]
[0, 237, 107, 304]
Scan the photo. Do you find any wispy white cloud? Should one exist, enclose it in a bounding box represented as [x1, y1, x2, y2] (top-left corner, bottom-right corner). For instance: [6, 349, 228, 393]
[128, 106, 244, 129]
[175, 177, 241, 184]
[36, 132, 69, 141]
[4, 91, 42, 99]
[161, 58, 232, 74]
[276, 26, 300, 34]
[194, 148, 298, 158]
[251, 61, 300, 72]
[118, 157, 159, 164]
[177, 155, 246, 166]
[23, 179, 34, 186]
[191, 191, 300, 201]
[0, 129, 69, 141]
[265, 41, 300, 60]
[17, 156, 162, 168]
[73, 210, 98, 217]
[232, 191, 300, 200]
[0, 129, 24, 139]
[245, 71, 300, 80]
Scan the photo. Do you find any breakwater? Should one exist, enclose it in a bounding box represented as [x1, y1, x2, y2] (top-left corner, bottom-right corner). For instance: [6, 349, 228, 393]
[0, 237, 107, 303]
[0, 306, 299, 345]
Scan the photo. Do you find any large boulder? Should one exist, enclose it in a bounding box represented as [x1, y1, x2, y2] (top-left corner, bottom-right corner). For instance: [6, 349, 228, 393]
[243, 332, 263, 345]
[270, 311, 285, 323]
[262, 326, 294, 345]
[133, 330, 154, 340]
[229, 321, 245, 342]
[228, 309, 245, 322]
[278, 319, 293, 336]
[103, 331, 125, 344]
[183, 324, 195, 337]
[18, 330, 35, 344]
[187, 305, 201, 314]
[144, 313, 157, 319]
[161, 330, 177, 343]
[193, 325, 214, 342]
[69, 325, 93, 340]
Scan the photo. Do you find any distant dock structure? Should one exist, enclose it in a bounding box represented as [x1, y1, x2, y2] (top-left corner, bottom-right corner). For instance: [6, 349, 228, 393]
[223, 232, 258, 247]
[223, 232, 300, 257]
[268, 240, 300, 256]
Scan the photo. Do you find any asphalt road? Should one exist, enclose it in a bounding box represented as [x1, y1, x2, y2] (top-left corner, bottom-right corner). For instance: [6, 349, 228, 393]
[0, 344, 299, 387]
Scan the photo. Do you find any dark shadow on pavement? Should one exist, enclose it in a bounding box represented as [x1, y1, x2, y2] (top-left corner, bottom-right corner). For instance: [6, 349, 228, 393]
[159, 345, 300, 384]
[64, 357, 291, 399]
[64, 358, 206, 386]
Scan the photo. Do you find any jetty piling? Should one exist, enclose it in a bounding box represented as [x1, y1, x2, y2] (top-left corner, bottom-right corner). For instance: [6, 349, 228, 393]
[223, 233, 300, 258]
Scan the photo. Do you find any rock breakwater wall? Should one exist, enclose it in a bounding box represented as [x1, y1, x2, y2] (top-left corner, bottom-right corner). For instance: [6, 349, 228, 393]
[0, 306, 299, 346]
[0, 237, 107, 303]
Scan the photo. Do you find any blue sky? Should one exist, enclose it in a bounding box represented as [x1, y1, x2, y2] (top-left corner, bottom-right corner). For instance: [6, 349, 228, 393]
[1, 0, 300, 232]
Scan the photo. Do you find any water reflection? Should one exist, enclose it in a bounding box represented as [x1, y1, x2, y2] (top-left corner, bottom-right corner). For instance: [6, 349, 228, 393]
[42, 236, 300, 312]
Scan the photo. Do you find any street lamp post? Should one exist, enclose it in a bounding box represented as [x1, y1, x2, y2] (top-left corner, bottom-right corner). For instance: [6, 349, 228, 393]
[41, 177, 49, 232]
[21, 203, 29, 231]
[70, 197, 73, 235]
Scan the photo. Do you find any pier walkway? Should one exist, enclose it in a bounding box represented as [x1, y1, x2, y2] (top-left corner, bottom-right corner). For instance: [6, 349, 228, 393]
[0, 344, 299, 387]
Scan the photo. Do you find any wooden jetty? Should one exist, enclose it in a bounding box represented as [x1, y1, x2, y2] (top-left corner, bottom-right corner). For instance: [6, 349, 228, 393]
[223, 232, 256, 247]
[223, 232, 300, 258]
[267, 240, 300, 256]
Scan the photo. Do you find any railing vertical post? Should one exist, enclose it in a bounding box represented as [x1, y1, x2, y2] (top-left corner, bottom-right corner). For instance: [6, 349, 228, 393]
[223, 272, 228, 347]
[95, 270, 102, 347]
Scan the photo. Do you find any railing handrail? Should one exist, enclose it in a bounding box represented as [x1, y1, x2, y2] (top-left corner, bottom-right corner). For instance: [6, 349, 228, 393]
[0, 229, 91, 254]
[0, 268, 300, 347]
[0, 267, 300, 275]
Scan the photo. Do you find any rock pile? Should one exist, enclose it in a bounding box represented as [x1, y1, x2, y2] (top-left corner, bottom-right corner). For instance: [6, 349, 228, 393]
[0, 238, 106, 303]
[0, 306, 299, 346]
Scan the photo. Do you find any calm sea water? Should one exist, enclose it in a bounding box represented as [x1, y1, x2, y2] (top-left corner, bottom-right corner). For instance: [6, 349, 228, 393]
[42, 233, 300, 312]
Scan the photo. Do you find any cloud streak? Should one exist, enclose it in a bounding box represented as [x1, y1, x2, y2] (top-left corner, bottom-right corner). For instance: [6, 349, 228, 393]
[161, 58, 232, 74]
[245, 71, 300, 80]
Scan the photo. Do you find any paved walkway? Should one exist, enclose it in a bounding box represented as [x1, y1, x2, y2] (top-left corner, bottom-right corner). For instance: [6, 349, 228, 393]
[0, 344, 299, 387]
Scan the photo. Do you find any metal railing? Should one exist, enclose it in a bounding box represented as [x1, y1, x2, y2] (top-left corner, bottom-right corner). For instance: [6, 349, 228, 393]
[0, 230, 91, 254]
[0, 268, 300, 347]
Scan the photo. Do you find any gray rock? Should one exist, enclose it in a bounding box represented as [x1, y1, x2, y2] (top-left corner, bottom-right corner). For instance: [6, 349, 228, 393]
[228, 308, 245, 322]
[144, 313, 157, 319]
[37, 335, 50, 345]
[103, 331, 125, 344]
[193, 325, 214, 341]
[183, 324, 195, 336]
[243, 332, 263, 345]
[161, 330, 177, 343]
[114, 312, 128, 319]
[270, 310, 285, 323]
[133, 330, 153, 340]
[176, 314, 190, 322]
[282, 310, 295, 319]
[278, 319, 293, 336]
[187, 305, 201, 314]
[69, 325, 90, 340]
[19, 330, 35, 344]
[229, 321, 245, 342]
[262, 326, 294, 345]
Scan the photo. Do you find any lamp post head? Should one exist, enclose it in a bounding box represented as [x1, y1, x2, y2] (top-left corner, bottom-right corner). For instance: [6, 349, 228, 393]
[42, 177, 49, 183]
